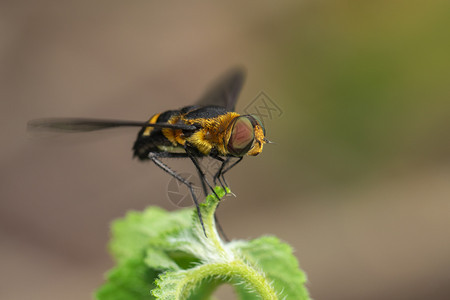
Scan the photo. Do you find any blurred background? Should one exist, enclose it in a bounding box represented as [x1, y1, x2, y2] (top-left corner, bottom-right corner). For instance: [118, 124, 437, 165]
[1, 1, 450, 299]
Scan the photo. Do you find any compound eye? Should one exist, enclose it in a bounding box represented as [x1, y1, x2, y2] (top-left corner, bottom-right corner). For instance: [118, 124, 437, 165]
[227, 117, 254, 156]
[251, 115, 265, 135]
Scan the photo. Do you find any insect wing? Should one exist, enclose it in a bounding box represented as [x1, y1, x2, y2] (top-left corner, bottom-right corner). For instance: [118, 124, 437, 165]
[27, 118, 196, 132]
[195, 67, 246, 111]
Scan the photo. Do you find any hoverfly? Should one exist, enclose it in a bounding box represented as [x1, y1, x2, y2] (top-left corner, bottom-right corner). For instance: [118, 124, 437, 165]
[28, 68, 269, 237]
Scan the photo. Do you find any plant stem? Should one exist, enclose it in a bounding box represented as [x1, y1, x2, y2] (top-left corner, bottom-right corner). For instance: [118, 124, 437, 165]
[180, 261, 278, 299]
[182, 187, 278, 299]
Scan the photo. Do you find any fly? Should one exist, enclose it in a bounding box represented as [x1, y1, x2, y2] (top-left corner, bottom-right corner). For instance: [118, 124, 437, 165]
[28, 68, 269, 237]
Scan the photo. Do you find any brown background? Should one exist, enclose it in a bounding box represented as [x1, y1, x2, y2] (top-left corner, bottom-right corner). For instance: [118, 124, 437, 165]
[1, 1, 450, 299]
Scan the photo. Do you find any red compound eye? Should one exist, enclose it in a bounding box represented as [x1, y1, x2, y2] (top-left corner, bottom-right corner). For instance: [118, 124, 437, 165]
[227, 117, 254, 156]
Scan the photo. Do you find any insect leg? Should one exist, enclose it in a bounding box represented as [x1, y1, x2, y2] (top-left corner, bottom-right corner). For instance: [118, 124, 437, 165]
[207, 155, 234, 242]
[213, 204, 229, 241]
[184, 147, 220, 200]
[220, 157, 243, 187]
[210, 155, 230, 189]
[184, 149, 230, 241]
[194, 162, 208, 199]
[148, 152, 207, 237]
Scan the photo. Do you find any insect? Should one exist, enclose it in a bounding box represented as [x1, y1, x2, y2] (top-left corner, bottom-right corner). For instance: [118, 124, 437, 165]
[28, 68, 269, 237]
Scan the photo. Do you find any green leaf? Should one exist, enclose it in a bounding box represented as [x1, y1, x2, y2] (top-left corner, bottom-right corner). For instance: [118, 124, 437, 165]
[96, 257, 158, 300]
[96, 207, 194, 300]
[96, 187, 310, 300]
[109, 207, 192, 264]
[232, 236, 310, 299]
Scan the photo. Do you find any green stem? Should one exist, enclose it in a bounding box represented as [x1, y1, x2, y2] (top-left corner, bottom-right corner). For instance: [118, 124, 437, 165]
[153, 187, 280, 299]
[180, 261, 278, 299]
[186, 187, 278, 299]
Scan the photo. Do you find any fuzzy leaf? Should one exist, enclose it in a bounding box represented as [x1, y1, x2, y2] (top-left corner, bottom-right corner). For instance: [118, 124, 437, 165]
[231, 236, 310, 299]
[109, 207, 192, 264]
[96, 187, 310, 300]
[95, 257, 158, 300]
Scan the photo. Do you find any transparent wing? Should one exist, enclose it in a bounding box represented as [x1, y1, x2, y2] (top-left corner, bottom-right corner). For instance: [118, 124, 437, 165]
[27, 118, 196, 132]
[195, 67, 246, 111]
